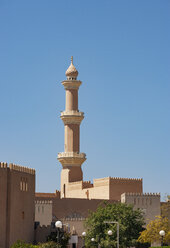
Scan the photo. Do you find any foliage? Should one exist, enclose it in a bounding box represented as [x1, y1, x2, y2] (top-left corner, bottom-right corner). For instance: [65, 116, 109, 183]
[46, 230, 70, 248]
[84, 202, 145, 248]
[38, 241, 59, 248]
[161, 201, 170, 221]
[10, 240, 37, 248]
[149, 247, 170, 248]
[138, 216, 170, 244]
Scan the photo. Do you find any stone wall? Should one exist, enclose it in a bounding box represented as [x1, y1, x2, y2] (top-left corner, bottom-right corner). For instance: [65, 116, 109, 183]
[121, 192, 160, 225]
[61, 176, 143, 201]
[0, 162, 35, 248]
[35, 200, 52, 226]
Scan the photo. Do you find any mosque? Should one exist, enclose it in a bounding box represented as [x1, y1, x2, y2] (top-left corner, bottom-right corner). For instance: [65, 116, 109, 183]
[0, 58, 160, 248]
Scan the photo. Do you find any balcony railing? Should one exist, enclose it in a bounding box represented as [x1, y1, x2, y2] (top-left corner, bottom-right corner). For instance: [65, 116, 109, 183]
[60, 111, 84, 117]
[58, 152, 86, 159]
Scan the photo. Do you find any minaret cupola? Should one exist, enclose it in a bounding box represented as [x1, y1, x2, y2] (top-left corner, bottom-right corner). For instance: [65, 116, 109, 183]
[65, 56, 78, 80]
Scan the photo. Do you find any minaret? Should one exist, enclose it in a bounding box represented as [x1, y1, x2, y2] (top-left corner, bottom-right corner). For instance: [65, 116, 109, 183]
[58, 57, 86, 198]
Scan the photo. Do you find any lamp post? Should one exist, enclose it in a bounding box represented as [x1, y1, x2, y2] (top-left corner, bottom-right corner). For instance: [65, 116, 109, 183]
[82, 231, 86, 247]
[159, 230, 165, 247]
[55, 220, 63, 245]
[104, 221, 119, 248]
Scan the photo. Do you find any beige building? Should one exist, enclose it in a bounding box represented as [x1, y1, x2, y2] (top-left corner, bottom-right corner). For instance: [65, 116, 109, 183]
[0, 162, 35, 248]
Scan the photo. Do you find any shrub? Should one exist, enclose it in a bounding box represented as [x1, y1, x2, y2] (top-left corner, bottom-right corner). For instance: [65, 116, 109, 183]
[10, 240, 37, 248]
[38, 241, 59, 248]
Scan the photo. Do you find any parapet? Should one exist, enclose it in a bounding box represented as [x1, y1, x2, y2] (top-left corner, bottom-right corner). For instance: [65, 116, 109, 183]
[55, 190, 61, 198]
[62, 217, 86, 221]
[0, 162, 8, 168]
[0, 162, 35, 175]
[82, 180, 93, 189]
[35, 200, 52, 204]
[122, 192, 160, 197]
[110, 177, 142, 182]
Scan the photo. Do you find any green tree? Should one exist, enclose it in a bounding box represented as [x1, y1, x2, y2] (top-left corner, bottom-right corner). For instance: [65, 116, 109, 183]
[84, 202, 145, 248]
[138, 216, 170, 244]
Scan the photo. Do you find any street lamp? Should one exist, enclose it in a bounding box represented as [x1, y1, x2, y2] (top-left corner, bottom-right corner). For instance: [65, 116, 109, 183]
[55, 220, 62, 229]
[108, 230, 113, 236]
[82, 232, 86, 247]
[104, 221, 119, 248]
[159, 230, 165, 247]
[55, 220, 63, 244]
[91, 238, 95, 242]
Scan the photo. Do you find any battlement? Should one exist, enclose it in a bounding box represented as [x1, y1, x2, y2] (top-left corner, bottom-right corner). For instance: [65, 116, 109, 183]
[62, 217, 86, 221]
[110, 177, 142, 182]
[35, 200, 52, 204]
[0, 162, 8, 168]
[55, 190, 61, 198]
[122, 192, 160, 197]
[0, 162, 35, 175]
[82, 180, 93, 189]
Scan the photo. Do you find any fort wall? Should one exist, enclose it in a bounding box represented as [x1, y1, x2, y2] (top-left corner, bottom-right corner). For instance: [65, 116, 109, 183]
[35, 200, 52, 226]
[121, 192, 160, 225]
[61, 176, 143, 200]
[0, 162, 35, 248]
[110, 177, 143, 200]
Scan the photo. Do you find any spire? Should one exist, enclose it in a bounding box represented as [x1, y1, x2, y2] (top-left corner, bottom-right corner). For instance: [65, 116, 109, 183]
[65, 56, 78, 79]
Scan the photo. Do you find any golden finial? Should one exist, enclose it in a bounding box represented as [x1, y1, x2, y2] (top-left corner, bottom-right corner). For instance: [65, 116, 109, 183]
[71, 56, 73, 64]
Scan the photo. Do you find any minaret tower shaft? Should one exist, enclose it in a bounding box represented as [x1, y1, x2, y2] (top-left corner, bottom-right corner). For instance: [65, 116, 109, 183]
[58, 57, 86, 198]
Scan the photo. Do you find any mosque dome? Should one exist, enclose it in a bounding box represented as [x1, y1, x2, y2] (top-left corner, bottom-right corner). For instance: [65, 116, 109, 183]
[65, 56, 78, 79]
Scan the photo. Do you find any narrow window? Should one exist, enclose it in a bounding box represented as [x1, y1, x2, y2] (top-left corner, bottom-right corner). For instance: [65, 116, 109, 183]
[42, 206, 44, 213]
[63, 184, 66, 198]
[25, 179, 28, 191]
[20, 179, 23, 191]
[22, 211, 25, 219]
[23, 181, 25, 191]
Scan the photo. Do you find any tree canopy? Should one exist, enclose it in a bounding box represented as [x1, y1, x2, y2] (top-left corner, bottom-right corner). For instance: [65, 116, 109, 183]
[138, 216, 170, 244]
[84, 202, 145, 248]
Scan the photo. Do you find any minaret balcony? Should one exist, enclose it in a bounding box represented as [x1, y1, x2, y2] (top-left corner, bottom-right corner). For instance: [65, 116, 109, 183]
[62, 80, 82, 90]
[60, 111, 84, 125]
[57, 152, 86, 166]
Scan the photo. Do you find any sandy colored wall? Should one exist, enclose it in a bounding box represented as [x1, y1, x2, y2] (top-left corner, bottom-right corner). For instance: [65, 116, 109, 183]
[121, 193, 160, 225]
[110, 178, 143, 200]
[35, 201, 52, 226]
[0, 163, 35, 248]
[35, 196, 117, 220]
[8, 168, 35, 247]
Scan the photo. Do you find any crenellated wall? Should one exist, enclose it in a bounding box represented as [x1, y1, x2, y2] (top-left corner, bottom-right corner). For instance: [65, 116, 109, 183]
[109, 177, 143, 200]
[121, 192, 160, 225]
[0, 162, 35, 248]
[35, 200, 52, 226]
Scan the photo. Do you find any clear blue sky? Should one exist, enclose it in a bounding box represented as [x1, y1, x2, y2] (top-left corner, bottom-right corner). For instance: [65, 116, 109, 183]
[0, 0, 169, 200]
